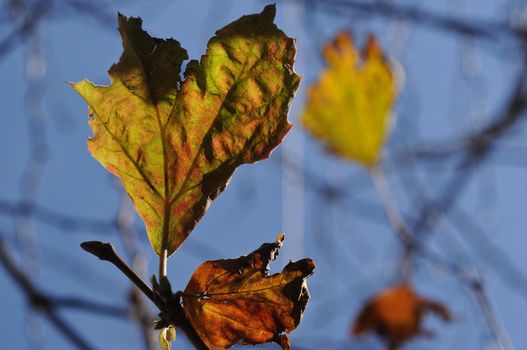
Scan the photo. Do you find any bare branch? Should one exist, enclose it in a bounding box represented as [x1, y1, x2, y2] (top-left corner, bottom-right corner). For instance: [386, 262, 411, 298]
[298, 0, 518, 40]
[0, 0, 53, 63]
[0, 234, 96, 350]
[0, 199, 117, 234]
[81, 240, 210, 350]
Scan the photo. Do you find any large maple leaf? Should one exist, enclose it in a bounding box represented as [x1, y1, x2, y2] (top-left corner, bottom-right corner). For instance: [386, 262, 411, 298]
[301, 31, 397, 168]
[182, 234, 315, 350]
[72, 5, 300, 256]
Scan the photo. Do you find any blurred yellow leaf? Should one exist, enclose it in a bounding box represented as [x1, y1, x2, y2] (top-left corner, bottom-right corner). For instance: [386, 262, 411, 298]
[301, 32, 398, 167]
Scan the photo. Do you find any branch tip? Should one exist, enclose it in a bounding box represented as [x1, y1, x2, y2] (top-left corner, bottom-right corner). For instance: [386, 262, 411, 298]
[80, 241, 117, 261]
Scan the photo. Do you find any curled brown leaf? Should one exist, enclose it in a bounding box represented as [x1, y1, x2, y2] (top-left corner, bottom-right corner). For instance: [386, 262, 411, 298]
[182, 234, 315, 349]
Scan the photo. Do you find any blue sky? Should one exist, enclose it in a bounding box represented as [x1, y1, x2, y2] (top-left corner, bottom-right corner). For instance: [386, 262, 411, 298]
[1, 0, 526, 349]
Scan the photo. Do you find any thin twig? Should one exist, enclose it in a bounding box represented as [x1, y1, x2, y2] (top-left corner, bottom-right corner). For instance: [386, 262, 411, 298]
[54, 297, 129, 318]
[410, 66, 527, 237]
[0, 235, 96, 350]
[369, 166, 413, 279]
[0, 0, 53, 63]
[46, 311, 95, 350]
[80, 241, 158, 308]
[296, 0, 518, 40]
[369, 167, 412, 242]
[0, 199, 117, 234]
[472, 280, 514, 350]
[449, 208, 527, 296]
[81, 241, 210, 350]
[117, 195, 156, 350]
[367, 166, 513, 350]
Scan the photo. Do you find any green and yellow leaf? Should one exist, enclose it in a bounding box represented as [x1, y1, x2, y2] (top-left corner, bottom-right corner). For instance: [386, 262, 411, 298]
[182, 234, 315, 350]
[301, 31, 398, 167]
[72, 5, 300, 256]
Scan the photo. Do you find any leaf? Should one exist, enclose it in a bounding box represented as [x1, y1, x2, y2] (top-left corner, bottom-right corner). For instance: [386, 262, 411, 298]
[71, 5, 300, 256]
[159, 326, 176, 350]
[352, 283, 451, 349]
[301, 31, 398, 168]
[182, 234, 315, 349]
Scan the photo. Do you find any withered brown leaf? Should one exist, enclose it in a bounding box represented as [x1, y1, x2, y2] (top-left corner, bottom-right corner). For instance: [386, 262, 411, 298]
[182, 234, 315, 349]
[352, 283, 451, 349]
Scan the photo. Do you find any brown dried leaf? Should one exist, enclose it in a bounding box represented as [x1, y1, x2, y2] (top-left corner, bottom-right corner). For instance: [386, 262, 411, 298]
[352, 283, 451, 349]
[182, 234, 315, 349]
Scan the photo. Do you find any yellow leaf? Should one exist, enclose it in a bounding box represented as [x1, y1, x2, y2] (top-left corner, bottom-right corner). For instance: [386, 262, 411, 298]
[301, 32, 398, 167]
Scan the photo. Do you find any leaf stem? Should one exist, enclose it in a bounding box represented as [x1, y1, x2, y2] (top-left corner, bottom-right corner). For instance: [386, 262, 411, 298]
[159, 198, 171, 281]
[369, 165, 413, 279]
[159, 248, 167, 281]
